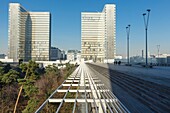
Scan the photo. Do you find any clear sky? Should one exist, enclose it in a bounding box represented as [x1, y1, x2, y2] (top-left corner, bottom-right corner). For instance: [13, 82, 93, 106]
[0, 0, 170, 57]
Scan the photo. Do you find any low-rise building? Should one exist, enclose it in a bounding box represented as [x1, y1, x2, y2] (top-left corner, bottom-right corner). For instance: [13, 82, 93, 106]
[61, 50, 66, 60]
[76, 51, 81, 62]
[155, 54, 170, 65]
[50, 47, 61, 61]
[167, 56, 170, 64]
[0, 54, 6, 59]
[0, 56, 13, 63]
[67, 50, 77, 61]
[67, 50, 81, 62]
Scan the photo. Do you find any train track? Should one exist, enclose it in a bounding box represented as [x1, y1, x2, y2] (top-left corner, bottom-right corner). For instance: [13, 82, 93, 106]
[87, 63, 170, 113]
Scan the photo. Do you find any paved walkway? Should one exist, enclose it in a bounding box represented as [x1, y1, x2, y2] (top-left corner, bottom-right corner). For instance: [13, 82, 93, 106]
[94, 63, 170, 87]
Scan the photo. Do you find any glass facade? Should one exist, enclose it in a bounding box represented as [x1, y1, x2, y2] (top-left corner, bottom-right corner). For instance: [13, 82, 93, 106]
[8, 3, 51, 62]
[81, 4, 116, 62]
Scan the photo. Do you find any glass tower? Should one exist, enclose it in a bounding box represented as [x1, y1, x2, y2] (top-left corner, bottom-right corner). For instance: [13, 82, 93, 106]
[8, 3, 51, 62]
[81, 4, 116, 62]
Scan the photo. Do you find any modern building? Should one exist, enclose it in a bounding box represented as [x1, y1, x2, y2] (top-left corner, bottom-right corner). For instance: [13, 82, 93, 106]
[0, 54, 6, 59]
[8, 3, 51, 62]
[76, 51, 81, 62]
[50, 47, 61, 61]
[61, 50, 66, 60]
[155, 54, 170, 65]
[81, 4, 116, 62]
[67, 50, 77, 62]
[67, 50, 81, 62]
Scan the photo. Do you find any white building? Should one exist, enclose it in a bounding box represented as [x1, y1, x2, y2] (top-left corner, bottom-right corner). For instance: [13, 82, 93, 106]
[0, 56, 13, 63]
[8, 3, 51, 62]
[67, 50, 81, 62]
[67, 50, 77, 62]
[81, 4, 116, 62]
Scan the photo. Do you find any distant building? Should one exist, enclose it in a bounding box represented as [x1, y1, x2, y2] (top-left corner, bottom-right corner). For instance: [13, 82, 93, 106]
[81, 4, 116, 62]
[155, 54, 169, 64]
[61, 50, 66, 60]
[0, 56, 13, 63]
[67, 50, 77, 61]
[8, 3, 51, 62]
[67, 50, 81, 62]
[130, 56, 144, 64]
[115, 55, 123, 60]
[167, 56, 170, 64]
[0, 54, 6, 59]
[50, 47, 62, 61]
[76, 51, 81, 62]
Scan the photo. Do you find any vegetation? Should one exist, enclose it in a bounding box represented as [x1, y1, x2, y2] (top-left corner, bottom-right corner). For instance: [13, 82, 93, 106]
[0, 61, 76, 113]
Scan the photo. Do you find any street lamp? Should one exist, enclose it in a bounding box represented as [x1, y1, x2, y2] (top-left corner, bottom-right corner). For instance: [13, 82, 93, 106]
[157, 45, 160, 58]
[143, 9, 151, 66]
[126, 25, 131, 65]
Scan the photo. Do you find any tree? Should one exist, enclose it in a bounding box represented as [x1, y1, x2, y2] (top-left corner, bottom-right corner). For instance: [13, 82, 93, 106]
[3, 64, 11, 73]
[0, 67, 4, 83]
[20, 60, 39, 80]
[22, 98, 39, 113]
[14, 60, 39, 113]
[45, 64, 60, 76]
[65, 63, 75, 78]
[1, 70, 19, 85]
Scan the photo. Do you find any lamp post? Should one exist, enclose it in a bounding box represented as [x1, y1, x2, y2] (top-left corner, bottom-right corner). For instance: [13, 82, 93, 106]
[143, 9, 151, 66]
[126, 25, 131, 65]
[157, 45, 160, 58]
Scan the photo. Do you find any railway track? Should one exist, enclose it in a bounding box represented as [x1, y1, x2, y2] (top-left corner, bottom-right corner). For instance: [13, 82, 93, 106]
[87, 63, 170, 113]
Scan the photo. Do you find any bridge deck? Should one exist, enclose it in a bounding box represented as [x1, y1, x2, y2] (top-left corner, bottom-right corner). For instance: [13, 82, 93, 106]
[35, 63, 129, 113]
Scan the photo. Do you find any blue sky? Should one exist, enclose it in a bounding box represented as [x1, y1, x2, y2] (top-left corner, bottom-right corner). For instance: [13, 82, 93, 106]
[0, 0, 170, 57]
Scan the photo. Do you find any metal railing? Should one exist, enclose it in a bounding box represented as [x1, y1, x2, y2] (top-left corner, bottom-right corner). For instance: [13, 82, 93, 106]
[35, 63, 130, 113]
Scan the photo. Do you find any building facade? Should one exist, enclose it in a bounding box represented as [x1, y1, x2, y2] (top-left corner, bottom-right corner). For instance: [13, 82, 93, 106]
[8, 3, 51, 62]
[0, 54, 6, 59]
[50, 47, 62, 61]
[81, 4, 116, 62]
[61, 50, 66, 60]
[67, 50, 81, 62]
[67, 50, 77, 62]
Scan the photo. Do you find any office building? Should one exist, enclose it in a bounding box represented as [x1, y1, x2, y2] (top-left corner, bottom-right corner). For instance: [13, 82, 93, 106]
[8, 3, 51, 62]
[50, 47, 62, 61]
[81, 4, 116, 62]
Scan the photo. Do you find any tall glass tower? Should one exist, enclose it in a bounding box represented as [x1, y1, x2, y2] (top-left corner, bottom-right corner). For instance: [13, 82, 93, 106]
[8, 3, 51, 62]
[81, 4, 116, 62]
